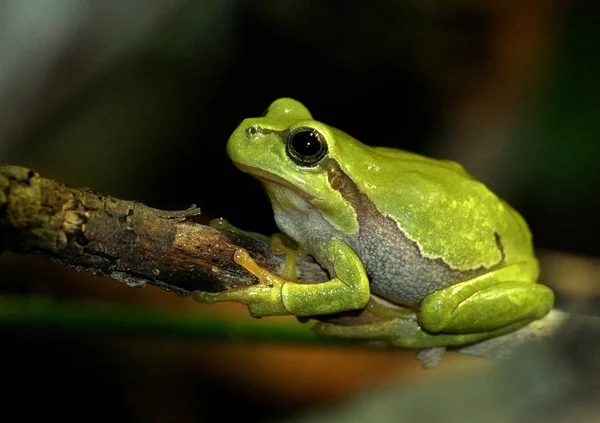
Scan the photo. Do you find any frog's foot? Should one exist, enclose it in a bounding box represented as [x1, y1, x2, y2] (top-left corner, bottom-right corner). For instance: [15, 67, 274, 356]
[313, 311, 514, 350]
[194, 238, 370, 318]
[416, 347, 447, 370]
[313, 316, 450, 368]
[210, 218, 305, 282]
[313, 316, 418, 343]
[269, 233, 307, 282]
[209, 218, 270, 243]
[313, 316, 515, 369]
[193, 248, 288, 317]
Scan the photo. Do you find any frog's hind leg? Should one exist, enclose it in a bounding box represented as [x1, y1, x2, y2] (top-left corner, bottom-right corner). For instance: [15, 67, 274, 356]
[418, 265, 554, 335]
[312, 312, 500, 349]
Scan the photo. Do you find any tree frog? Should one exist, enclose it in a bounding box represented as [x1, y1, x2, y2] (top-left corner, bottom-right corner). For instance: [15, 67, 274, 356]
[194, 98, 554, 349]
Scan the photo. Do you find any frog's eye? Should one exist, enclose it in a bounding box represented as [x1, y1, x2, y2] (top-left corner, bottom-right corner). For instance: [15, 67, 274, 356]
[286, 128, 328, 166]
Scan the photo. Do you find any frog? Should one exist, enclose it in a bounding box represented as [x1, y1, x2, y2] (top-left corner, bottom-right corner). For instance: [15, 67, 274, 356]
[193, 98, 554, 350]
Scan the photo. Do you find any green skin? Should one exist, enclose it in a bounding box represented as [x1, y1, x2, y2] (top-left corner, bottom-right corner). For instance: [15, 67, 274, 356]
[194, 98, 554, 348]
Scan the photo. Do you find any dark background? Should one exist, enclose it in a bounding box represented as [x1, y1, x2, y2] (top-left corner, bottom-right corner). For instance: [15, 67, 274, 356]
[1, 1, 599, 422]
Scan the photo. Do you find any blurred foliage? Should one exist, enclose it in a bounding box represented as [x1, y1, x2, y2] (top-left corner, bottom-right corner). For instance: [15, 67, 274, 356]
[520, 0, 600, 255]
[1, 0, 599, 422]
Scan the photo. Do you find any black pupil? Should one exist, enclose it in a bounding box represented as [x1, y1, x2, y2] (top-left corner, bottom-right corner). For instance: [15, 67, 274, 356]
[291, 131, 321, 157]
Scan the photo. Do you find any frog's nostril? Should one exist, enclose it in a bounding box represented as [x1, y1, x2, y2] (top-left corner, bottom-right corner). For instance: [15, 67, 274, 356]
[246, 126, 263, 139]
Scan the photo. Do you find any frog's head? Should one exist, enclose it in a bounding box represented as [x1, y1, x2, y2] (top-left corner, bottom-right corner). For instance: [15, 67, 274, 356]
[226, 98, 362, 233]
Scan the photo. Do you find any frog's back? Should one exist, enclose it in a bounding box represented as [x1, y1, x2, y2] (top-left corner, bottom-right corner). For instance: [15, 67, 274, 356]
[371, 146, 472, 177]
[328, 142, 537, 306]
[349, 144, 534, 268]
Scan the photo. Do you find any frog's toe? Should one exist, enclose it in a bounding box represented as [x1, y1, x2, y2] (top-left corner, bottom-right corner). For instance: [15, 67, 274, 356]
[193, 284, 288, 317]
[192, 288, 251, 304]
[192, 290, 230, 304]
[416, 347, 446, 369]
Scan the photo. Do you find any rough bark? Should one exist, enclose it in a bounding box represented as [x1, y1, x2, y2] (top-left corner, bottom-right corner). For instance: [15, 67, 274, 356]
[0, 165, 327, 296]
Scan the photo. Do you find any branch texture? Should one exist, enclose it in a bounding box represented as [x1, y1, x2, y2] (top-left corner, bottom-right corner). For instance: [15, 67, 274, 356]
[0, 165, 327, 295]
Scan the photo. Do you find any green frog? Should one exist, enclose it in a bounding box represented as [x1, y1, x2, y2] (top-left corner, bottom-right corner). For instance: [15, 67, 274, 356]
[193, 98, 554, 349]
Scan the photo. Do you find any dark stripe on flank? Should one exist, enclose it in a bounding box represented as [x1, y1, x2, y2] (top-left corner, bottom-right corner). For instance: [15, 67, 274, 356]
[325, 159, 504, 306]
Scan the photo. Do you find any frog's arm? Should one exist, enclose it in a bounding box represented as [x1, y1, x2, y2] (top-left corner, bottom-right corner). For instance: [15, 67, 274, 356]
[193, 238, 370, 317]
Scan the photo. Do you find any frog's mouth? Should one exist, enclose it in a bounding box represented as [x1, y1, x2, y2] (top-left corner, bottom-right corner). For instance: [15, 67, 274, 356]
[232, 162, 318, 202]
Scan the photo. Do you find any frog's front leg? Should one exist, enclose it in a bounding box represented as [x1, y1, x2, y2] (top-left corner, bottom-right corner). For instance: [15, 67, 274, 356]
[418, 264, 554, 335]
[193, 238, 370, 317]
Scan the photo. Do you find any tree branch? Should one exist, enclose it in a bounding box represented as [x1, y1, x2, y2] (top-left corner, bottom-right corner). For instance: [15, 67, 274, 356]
[0, 164, 327, 296]
[0, 164, 580, 365]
